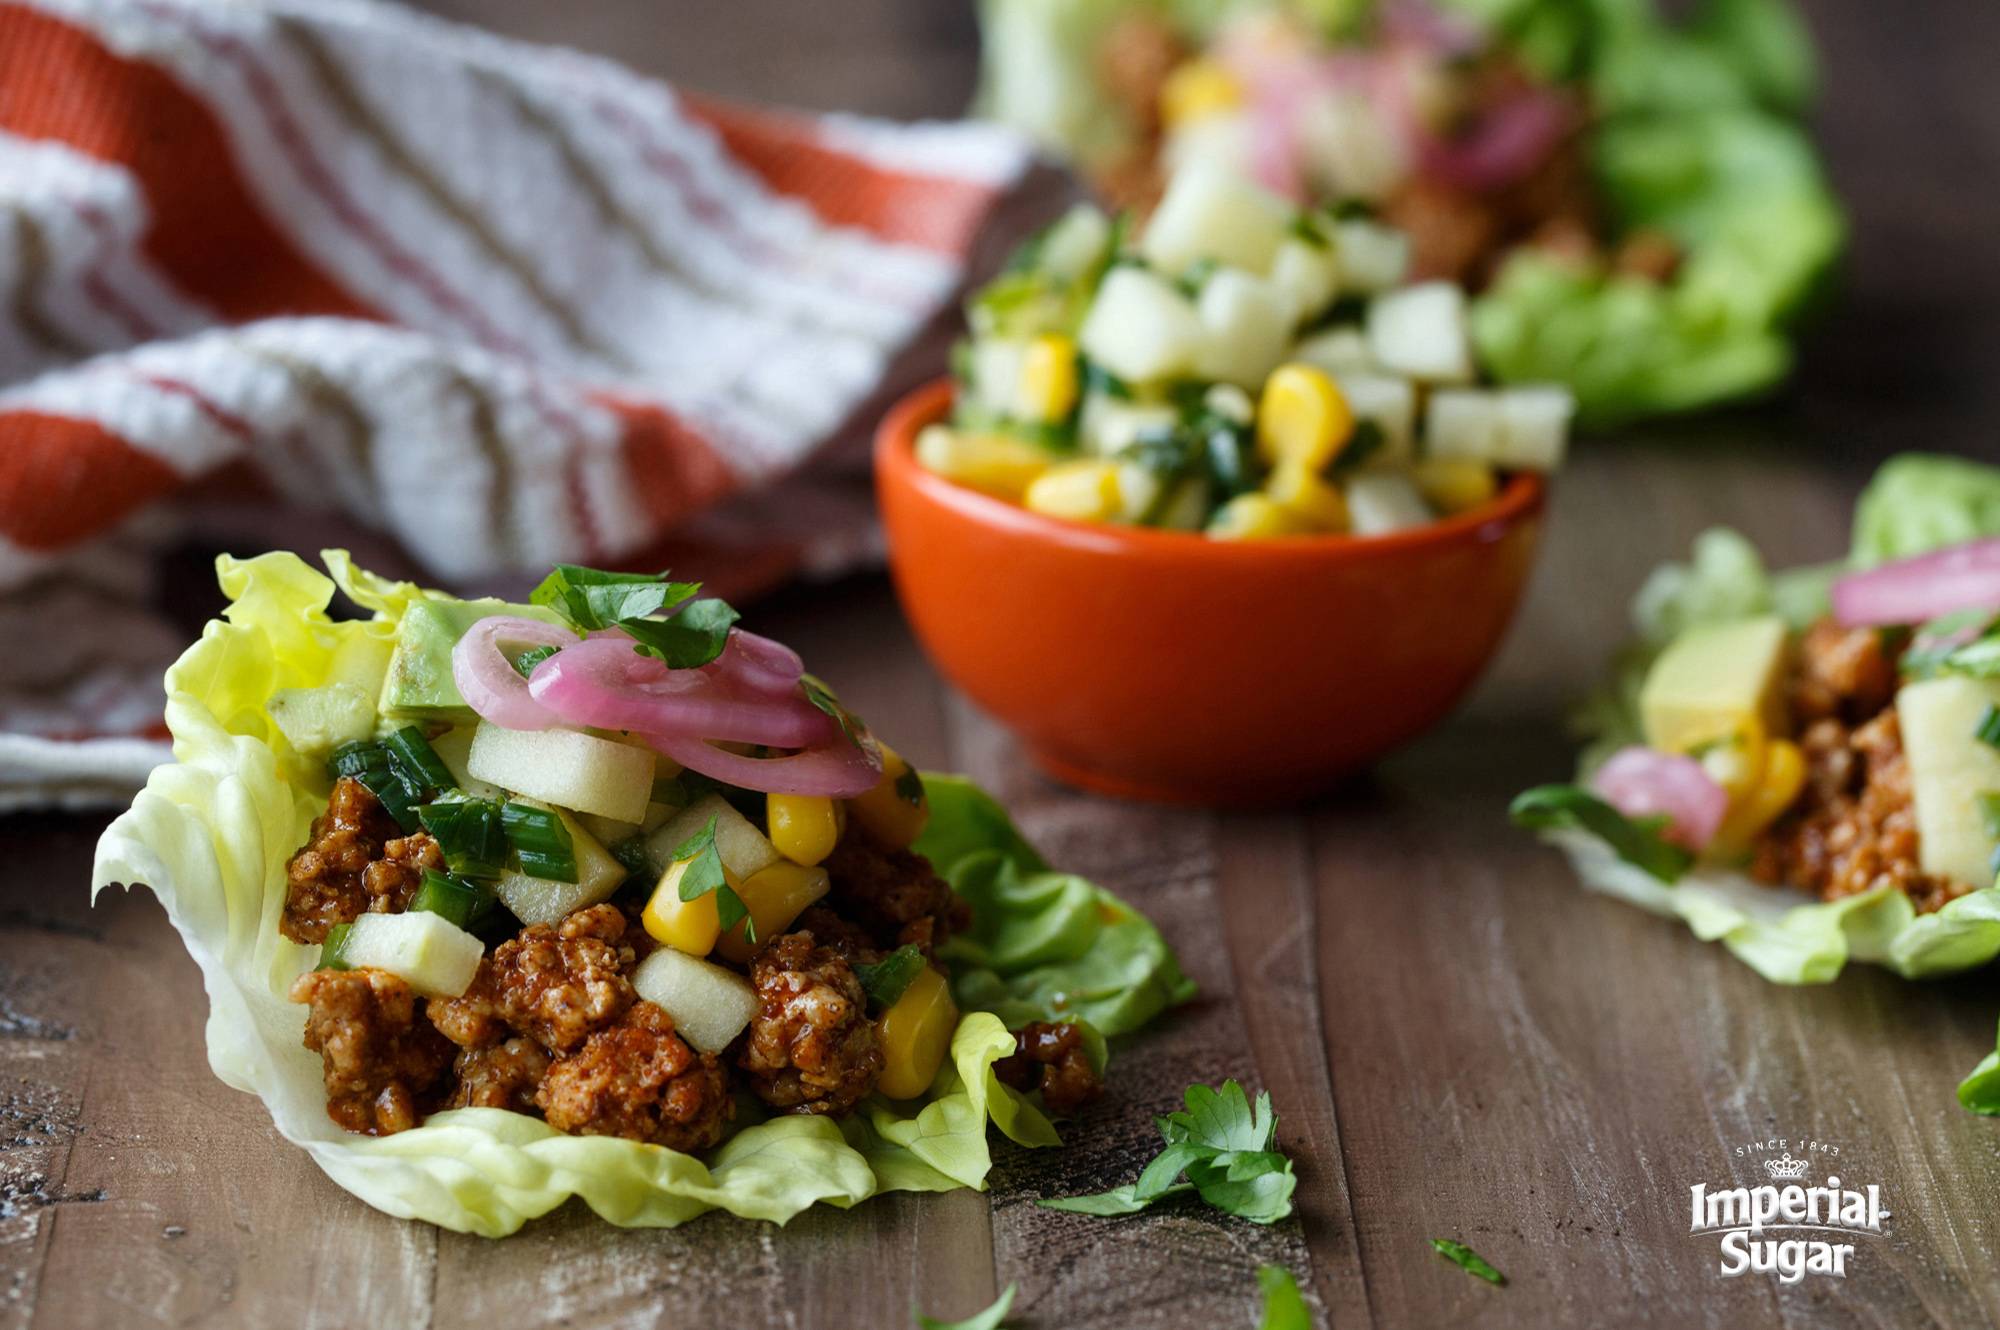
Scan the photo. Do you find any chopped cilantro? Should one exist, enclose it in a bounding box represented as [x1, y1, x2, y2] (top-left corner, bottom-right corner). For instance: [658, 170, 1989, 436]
[1510, 784, 1693, 883]
[1431, 1238, 1506, 1286]
[801, 673, 868, 749]
[895, 766, 926, 808]
[529, 565, 736, 669]
[670, 815, 753, 941]
[855, 945, 927, 1009]
[1256, 1266, 1311, 1330]
[1977, 705, 2000, 750]
[512, 644, 559, 678]
[915, 1284, 1016, 1330]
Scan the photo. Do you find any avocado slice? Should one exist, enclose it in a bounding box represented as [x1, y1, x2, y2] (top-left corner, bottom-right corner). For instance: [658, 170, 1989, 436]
[1640, 616, 1790, 754]
[1897, 676, 2000, 888]
[378, 598, 565, 722]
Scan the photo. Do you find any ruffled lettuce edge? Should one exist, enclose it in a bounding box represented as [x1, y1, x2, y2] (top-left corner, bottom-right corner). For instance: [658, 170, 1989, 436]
[1545, 830, 2000, 984]
[86, 552, 1109, 1236]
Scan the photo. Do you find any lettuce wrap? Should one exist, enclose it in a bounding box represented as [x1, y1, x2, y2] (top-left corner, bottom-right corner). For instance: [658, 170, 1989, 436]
[1525, 455, 2000, 984]
[974, 0, 1842, 425]
[90, 553, 1192, 1235]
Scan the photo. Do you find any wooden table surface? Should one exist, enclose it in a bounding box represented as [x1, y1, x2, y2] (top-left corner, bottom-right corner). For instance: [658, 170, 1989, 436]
[7, 1, 2000, 1327]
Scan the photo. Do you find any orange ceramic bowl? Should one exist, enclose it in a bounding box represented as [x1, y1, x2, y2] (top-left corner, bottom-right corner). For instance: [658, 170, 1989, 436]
[875, 380, 1547, 805]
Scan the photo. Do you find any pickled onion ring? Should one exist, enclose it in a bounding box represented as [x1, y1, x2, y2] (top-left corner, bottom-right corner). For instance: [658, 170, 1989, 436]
[528, 636, 834, 749]
[451, 617, 578, 731]
[705, 630, 804, 698]
[1589, 746, 1727, 852]
[1832, 537, 2000, 627]
[646, 729, 882, 798]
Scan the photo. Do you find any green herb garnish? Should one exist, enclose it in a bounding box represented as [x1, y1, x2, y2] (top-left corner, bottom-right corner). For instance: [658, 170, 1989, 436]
[1328, 419, 1385, 477]
[513, 644, 559, 678]
[501, 802, 578, 883]
[609, 834, 656, 879]
[1510, 785, 1693, 883]
[1174, 257, 1219, 298]
[530, 565, 738, 669]
[317, 922, 355, 970]
[1256, 1265, 1310, 1330]
[1977, 706, 2000, 750]
[1287, 208, 1333, 249]
[326, 739, 422, 831]
[619, 597, 741, 669]
[894, 766, 926, 808]
[670, 815, 754, 942]
[382, 725, 454, 795]
[915, 1283, 1016, 1330]
[418, 798, 508, 878]
[1041, 1080, 1296, 1224]
[1431, 1238, 1506, 1286]
[855, 945, 927, 1009]
[1082, 361, 1134, 401]
[801, 673, 867, 749]
[409, 869, 496, 930]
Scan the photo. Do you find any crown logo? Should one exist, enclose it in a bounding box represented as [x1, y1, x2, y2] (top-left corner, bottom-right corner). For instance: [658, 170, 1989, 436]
[1763, 1152, 1810, 1182]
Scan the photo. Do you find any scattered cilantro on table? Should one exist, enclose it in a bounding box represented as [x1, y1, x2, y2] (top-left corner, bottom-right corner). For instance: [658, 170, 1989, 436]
[1431, 1238, 1506, 1286]
[916, 1283, 1016, 1330]
[1255, 1265, 1310, 1329]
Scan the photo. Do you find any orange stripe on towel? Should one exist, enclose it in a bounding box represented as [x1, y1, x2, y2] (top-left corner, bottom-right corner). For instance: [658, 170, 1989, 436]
[0, 410, 182, 550]
[0, 4, 376, 323]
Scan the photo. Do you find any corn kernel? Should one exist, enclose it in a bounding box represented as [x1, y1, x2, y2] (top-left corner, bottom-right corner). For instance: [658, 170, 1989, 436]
[1265, 460, 1350, 532]
[1159, 58, 1242, 129]
[876, 964, 958, 1099]
[1207, 493, 1305, 540]
[1257, 363, 1355, 471]
[1018, 334, 1080, 422]
[1023, 459, 1123, 523]
[767, 793, 841, 867]
[848, 742, 930, 850]
[915, 425, 1051, 502]
[642, 857, 739, 956]
[717, 861, 831, 964]
[1412, 458, 1499, 514]
[1714, 737, 1806, 850]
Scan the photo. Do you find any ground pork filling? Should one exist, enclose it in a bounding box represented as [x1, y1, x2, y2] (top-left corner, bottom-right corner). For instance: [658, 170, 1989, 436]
[994, 1021, 1103, 1117]
[286, 782, 981, 1140]
[1751, 620, 1971, 912]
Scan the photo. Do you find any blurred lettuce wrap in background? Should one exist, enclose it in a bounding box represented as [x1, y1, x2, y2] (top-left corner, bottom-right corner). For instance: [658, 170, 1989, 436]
[90, 553, 1191, 1235]
[1521, 454, 2000, 986]
[976, 0, 1844, 424]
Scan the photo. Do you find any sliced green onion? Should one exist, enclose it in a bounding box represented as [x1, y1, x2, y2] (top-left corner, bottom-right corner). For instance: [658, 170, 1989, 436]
[383, 725, 455, 794]
[609, 834, 657, 879]
[502, 802, 578, 883]
[418, 798, 508, 878]
[327, 739, 421, 831]
[328, 739, 388, 782]
[409, 869, 495, 930]
[854, 945, 927, 1009]
[1977, 706, 2000, 751]
[317, 922, 355, 971]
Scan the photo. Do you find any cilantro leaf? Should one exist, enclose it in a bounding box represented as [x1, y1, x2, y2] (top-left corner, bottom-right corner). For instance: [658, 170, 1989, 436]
[1038, 1080, 1296, 1224]
[621, 597, 740, 669]
[1510, 784, 1693, 883]
[801, 673, 868, 748]
[512, 644, 559, 678]
[895, 766, 926, 808]
[854, 945, 927, 1009]
[1431, 1238, 1506, 1286]
[669, 815, 754, 942]
[1256, 1266, 1311, 1330]
[530, 564, 699, 632]
[915, 1283, 1016, 1330]
[1978, 705, 2000, 750]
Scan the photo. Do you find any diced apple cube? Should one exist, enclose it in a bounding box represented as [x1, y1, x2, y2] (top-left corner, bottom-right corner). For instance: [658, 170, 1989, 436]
[1079, 394, 1179, 455]
[631, 947, 760, 1054]
[1346, 473, 1435, 535]
[1425, 389, 1504, 463]
[335, 911, 484, 998]
[968, 337, 1031, 419]
[1267, 236, 1340, 322]
[1291, 327, 1375, 376]
[1194, 268, 1293, 387]
[1334, 219, 1410, 293]
[1036, 204, 1112, 280]
[465, 723, 654, 824]
[493, 803, 629, 926]
[1898, 677, 2000, 888]
[1337, 373, 1416, 466]
[431, 725, 505, 801]
[269, 682, 376, 758]
[1367, 281, 1474, 383]
[646, 794, 782, 883]
[1140, 160, 1290, 276]
[1494, 386, 1574, 471]
[1079, 267, 1205, 384]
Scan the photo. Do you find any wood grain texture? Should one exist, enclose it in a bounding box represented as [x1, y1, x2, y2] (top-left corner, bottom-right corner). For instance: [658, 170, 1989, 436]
[5, 0, 2000, 1325]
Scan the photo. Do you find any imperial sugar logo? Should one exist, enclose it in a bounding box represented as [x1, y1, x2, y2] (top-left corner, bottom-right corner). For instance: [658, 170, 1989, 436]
[1688, 1140, 1889, 1285]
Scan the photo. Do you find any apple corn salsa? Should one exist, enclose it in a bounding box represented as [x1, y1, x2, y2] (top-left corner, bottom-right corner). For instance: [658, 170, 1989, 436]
[920, 161, 1573, 540]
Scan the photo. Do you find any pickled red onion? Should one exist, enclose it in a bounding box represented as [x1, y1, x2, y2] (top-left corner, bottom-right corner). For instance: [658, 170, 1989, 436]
[705, 630, 804, 698]
[451, 616, 578, 731]
[646, 729, 882, 798]
[527, 635, 834, 749]
[1832, 537, 2000, 627]
[1589, 746, 1727, 852]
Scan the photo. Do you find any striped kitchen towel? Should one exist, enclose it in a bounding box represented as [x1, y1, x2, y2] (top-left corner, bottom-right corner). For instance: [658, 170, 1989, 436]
[0, 0, 1042, 807]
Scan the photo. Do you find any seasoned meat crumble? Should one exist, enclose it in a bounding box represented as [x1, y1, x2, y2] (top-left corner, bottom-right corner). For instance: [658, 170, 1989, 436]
[291, 967, 453, 1135]
[824, 832, 972, 956]
[1752, 619, 1969, 912]
[281, 777, 442, 943]
[739, 930, 883, 1116]
[429, 904, 637, 1054]
[995, 1020, 1103, 1117]
[537, 1002, 732, 1150]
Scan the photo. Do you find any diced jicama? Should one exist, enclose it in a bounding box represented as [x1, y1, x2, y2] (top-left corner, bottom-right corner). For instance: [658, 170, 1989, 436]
[968, 337, 1031, 419]
[1266, 236, 1340, 322]
[646, 794, 782, 883]
[1194, 269, 1293, 387]
[1346, 473, 1435, 535]
[1897, 677, 2000, 887]
[333, 911, 484, 998]
[1367, 282, 1473, 383]
[1425, 389, 1503, 463]
[1079, 267, 1205, 384]
[1036, 204, 1112, 280]
[1333, 219, 1410, 293]
[1290, 327, 1374, 377]
[1336, 373, 1416, 465]
[1079, 394, 1179, 455]
[631, 947, 760, 1054]
[1139, 160, 1290, 276]
[465, 723, 653, 824]
[575, 800, 675, 851]
[268, 683, 376, 757]
[493, 803, 629, 925]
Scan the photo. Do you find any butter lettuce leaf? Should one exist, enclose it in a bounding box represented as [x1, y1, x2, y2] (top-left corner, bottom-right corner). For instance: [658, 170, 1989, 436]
[91, 553, 1189, 1235]
[1851, 453, 2000, 567]
[1961, 1035, 2000, 1117]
